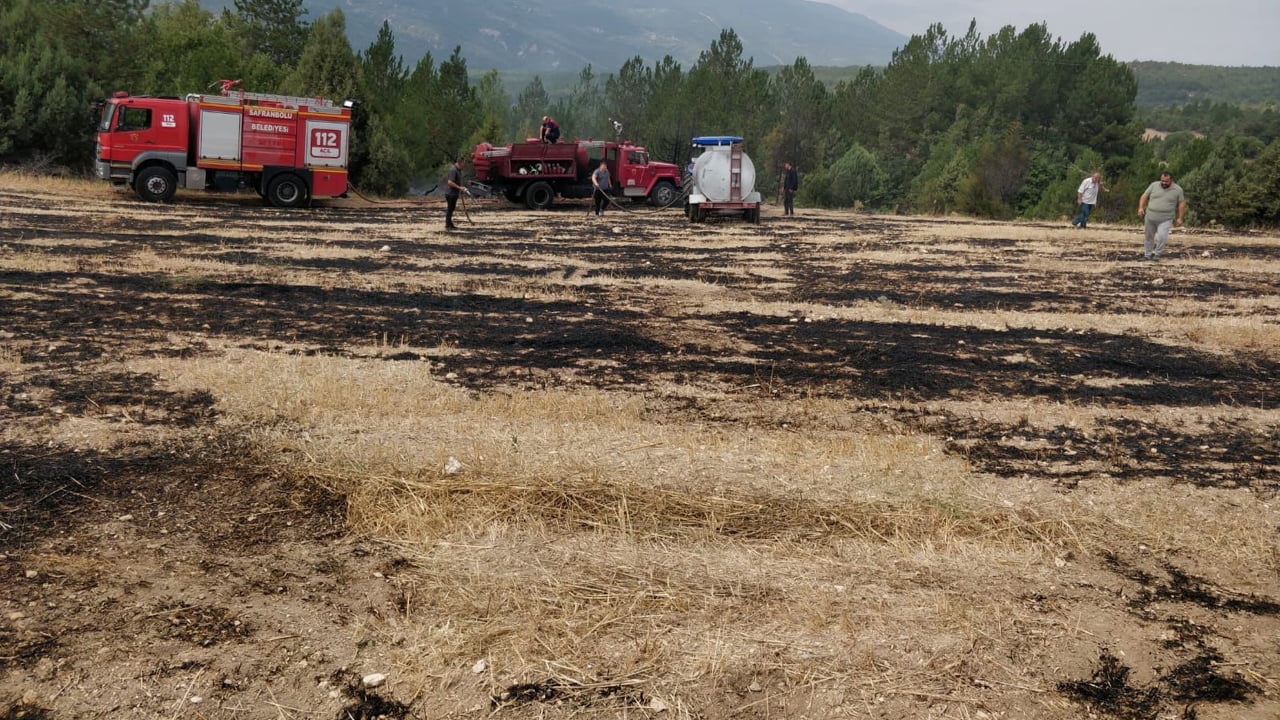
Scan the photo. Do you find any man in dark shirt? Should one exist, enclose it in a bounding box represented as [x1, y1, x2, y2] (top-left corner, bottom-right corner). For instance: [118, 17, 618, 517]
[781, 162, 799, 216]
[444, 156, 469, 230]
[540, 116, 560, 144]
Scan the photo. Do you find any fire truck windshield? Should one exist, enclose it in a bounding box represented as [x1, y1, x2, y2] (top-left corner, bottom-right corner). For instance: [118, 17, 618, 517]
[96, 104, 116, 132]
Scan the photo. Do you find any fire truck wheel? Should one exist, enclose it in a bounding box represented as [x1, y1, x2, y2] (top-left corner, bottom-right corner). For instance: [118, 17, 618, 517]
[649, 180, 678, 208]
[134, 166, 177, 203]
[524, 182, 554, 210]
[267, 174, 308, 208]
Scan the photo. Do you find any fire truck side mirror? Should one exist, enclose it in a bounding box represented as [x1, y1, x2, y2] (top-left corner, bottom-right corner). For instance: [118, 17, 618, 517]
[342, 99, 358, 109]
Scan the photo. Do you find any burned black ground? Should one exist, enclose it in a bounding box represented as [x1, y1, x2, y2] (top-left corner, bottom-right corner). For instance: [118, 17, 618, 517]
[2, 191, 1278, 718]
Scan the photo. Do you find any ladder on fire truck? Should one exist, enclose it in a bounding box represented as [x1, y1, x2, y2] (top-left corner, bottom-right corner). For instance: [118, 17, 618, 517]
[203, 79, 336, 109]
[728, 142, 743, 202]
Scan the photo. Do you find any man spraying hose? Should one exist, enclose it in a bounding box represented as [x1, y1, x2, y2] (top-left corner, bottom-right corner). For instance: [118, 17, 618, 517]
[591, 160, 612, 217]
[444, 156, 471, 231]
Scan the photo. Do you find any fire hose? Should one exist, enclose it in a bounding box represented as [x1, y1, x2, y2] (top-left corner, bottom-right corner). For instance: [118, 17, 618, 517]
[345, 183, 434, 204]
[346, 183, 476, 224]
[595, 181, 692, 215]
[349, 180, 700, 222]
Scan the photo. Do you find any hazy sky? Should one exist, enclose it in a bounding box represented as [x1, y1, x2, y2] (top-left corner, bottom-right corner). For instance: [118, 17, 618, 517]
[817, 0, 1279, 66]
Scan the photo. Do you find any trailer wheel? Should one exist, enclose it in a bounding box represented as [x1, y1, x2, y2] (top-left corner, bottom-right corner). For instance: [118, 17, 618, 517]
[524, 181, 554, 210]
[134, 166, 177, 203]
[649, 180, 678, 208]
[267, 174, 308, 208]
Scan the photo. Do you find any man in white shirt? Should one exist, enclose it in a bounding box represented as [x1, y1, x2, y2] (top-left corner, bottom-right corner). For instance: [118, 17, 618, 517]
[1071, 171, 1104, 229]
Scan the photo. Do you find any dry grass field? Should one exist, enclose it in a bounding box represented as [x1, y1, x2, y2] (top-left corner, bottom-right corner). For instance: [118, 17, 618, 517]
[1, 171, 1278, 720]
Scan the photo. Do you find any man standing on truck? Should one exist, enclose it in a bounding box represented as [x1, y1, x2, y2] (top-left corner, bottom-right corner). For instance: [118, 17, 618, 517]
[444, 156, 470, 230]
[540, 116, 560, 144]
[591, 160, 612, 216]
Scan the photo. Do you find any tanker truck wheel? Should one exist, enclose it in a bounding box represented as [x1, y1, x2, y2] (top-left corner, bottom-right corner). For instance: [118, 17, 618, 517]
[134, 166, 177, 203]
[524, 181, 554, 210]
[649, 180, 678, 208]
[267, 174, 308, 208]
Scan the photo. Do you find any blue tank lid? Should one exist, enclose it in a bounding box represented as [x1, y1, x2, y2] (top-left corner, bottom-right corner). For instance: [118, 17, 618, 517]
[692, 136, 743, 146]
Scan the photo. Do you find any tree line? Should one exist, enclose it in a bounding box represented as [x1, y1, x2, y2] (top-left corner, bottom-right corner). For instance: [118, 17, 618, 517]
[1130, 61, 1280, 107]
[2, 0, 1277, 227]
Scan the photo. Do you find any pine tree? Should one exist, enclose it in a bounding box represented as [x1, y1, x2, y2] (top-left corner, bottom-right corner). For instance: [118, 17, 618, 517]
[232, 0, 309, 67]
[280, 9, 358, 101]
[359, 21, 406, 115]
[141, 0, 242, 95]
[769, 57, 828, 180]
[514, 76, 550, 141]
[0, 1, 99, 165]
[604, 57, 653, 145]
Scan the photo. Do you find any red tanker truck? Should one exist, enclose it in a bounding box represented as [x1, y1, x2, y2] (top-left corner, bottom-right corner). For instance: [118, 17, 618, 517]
[94, 82, 351, 208]
[471, 138, 682, 210]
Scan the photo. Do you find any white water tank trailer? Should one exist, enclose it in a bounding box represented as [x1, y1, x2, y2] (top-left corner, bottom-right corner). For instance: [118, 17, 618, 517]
[685, 136, 761, 223]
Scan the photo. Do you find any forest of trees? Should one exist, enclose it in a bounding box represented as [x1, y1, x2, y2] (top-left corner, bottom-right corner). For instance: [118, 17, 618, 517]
[2, 0, 1278, 227]
[1131, 61, 1280, 107]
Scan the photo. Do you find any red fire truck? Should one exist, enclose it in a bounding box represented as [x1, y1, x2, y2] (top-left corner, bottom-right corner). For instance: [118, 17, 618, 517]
[94, 83, 351, 207]
[471, 139, 681, 210]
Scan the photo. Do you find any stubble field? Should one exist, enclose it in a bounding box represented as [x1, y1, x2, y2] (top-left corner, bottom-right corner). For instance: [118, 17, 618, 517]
[1, 173, 1278, 720]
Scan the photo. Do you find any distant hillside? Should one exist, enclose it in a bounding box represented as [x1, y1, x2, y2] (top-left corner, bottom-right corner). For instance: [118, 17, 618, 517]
[200, 2, 1278, 110]
[494, 65, 872, 101]
[794, 62, 1280, 108]
[1130, 61, 1280, 107]
[505, 61, 1280, 110]
[207, 0, 905, 72]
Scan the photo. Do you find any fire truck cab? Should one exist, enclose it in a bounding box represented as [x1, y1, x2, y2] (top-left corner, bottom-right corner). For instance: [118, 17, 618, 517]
[94, 87, 351, 208]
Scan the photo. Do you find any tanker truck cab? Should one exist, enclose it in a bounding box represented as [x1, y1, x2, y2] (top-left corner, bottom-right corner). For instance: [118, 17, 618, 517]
[613, 142, 681, 207]
[685, 135, 761, 223]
